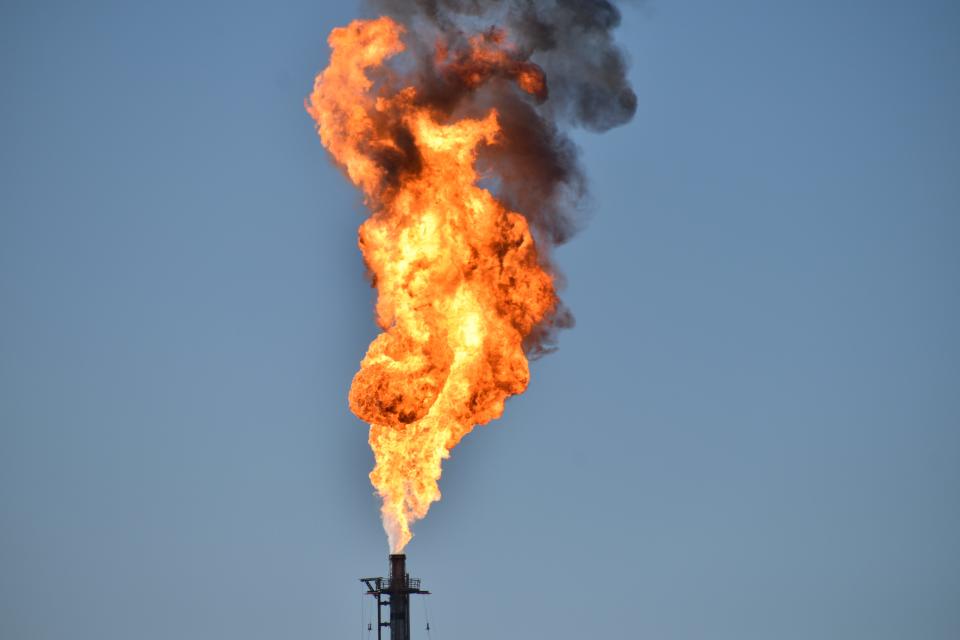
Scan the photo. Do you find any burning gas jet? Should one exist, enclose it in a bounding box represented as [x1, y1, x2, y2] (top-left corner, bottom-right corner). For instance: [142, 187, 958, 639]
[307, 0, 636, 553]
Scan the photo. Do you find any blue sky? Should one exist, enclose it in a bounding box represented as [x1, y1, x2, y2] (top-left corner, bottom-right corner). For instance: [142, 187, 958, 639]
[2, 1, 958, 638]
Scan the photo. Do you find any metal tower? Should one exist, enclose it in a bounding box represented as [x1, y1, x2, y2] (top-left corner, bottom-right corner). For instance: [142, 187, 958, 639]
[361, 554, 430, 640]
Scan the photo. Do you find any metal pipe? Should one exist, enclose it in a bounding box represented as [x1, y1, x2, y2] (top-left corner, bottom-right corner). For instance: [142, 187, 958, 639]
[389, 554, 410, 640]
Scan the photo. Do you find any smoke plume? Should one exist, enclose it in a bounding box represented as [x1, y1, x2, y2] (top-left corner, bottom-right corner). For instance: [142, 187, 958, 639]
[366, 0, 637, 352]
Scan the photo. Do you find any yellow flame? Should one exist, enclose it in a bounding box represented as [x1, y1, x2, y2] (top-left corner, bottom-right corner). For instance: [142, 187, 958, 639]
[308, 17, 555, 551]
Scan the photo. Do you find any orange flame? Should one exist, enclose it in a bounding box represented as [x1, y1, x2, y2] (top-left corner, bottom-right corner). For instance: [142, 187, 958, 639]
[307, 17, 556, 552]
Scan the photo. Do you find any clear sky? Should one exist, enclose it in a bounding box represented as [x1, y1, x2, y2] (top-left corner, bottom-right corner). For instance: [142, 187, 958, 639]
[2, 1, 958, 638]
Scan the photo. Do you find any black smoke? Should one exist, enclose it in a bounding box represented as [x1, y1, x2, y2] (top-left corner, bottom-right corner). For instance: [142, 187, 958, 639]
[370, 0, 637, 131]
[365, 0, 637, 355]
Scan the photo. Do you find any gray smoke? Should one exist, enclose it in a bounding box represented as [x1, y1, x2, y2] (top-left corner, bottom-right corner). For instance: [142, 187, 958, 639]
[369, 0, 637, 131]
[363, 0, 637, 355]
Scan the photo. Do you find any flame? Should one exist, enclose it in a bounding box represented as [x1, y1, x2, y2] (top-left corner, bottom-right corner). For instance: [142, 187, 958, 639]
[307, 17, 556, 552]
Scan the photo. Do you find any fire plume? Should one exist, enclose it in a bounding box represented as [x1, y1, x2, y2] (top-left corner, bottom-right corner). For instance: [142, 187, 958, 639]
[308, 17, 555, 551]
[308, 2, 636, 552]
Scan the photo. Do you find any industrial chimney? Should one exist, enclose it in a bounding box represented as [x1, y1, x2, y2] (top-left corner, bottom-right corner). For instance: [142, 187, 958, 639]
[361, 554, 430, 640]
[389, 554, 411, 640]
